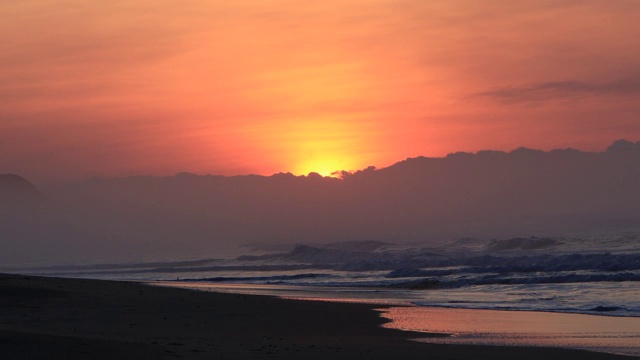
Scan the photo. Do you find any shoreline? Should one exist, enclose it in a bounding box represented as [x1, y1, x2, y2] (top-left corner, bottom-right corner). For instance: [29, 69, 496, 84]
[1, 273, 637, 359]
[155, 280, 640, 357]
[151, 280, 640, 318]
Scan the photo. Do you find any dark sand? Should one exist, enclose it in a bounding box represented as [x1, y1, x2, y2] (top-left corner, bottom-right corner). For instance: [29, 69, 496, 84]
[0, 273, 636, 359]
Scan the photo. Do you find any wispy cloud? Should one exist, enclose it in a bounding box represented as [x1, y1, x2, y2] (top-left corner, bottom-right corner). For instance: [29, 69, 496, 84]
[474, 79, 640, 104]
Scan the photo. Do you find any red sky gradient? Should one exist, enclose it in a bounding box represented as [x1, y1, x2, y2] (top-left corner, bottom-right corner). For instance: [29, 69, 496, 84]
[2, 1, 640, 181]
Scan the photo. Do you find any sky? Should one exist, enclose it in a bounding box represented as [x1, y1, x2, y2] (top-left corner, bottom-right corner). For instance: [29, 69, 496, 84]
[2, 0, 640, 181]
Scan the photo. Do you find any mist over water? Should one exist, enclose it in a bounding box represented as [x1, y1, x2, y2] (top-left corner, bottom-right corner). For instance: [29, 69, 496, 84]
[2, 140, 640, 266]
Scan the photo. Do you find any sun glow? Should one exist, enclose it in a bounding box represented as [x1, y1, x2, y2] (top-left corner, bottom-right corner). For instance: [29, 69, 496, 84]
[278, 115, 368, 177]
[296, 157, 346, 177]
[291, 139, 356, 177]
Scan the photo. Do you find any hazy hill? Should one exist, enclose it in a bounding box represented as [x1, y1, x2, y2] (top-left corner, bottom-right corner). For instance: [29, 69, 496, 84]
[3, 140, 640, 265]
[0, 174, 45, 218]
[0, 174, 136, 265]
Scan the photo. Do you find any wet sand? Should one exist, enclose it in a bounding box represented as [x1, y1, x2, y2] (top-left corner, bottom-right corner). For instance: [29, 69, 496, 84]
[0, 273, 636, 359]
[381, 306, 640, 357]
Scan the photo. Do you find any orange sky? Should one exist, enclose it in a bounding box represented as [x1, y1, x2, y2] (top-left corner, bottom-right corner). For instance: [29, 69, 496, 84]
[2, 0, 640, 181]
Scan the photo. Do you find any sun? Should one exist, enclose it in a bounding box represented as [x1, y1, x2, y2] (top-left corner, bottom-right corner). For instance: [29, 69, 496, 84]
[296, 158, 344, 177]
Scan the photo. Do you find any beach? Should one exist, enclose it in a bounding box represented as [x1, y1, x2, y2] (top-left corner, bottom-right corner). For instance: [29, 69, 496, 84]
[0, 273, 636, 359]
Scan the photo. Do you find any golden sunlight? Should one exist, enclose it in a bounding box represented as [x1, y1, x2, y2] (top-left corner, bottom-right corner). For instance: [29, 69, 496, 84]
[281, 115, 367, 177]
[295, 157, 345, 177]
[229, 49, 381, 175]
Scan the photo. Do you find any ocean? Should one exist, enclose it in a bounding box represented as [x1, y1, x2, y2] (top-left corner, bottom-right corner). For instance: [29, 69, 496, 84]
[12, 232, 640, 356]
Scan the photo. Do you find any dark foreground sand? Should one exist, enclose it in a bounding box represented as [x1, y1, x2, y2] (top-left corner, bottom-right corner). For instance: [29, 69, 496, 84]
[0, 273, 636, 359]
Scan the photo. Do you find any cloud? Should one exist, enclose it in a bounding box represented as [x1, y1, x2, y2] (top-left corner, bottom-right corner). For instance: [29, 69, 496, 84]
[474, 79, 640, 104]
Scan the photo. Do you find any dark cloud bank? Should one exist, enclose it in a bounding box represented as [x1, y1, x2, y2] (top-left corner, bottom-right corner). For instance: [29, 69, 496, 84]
[2, 140, 640, 265]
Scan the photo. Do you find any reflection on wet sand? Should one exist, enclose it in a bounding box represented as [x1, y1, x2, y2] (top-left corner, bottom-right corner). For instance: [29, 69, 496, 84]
[379, 306, 640, 357]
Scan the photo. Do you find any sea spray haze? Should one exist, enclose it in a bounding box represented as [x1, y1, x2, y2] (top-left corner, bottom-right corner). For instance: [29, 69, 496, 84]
[1, 140, 639, 266]
[17, 234, 640, 317]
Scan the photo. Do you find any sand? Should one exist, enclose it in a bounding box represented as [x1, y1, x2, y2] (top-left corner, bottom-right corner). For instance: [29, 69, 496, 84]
[0, 273, 636, 359]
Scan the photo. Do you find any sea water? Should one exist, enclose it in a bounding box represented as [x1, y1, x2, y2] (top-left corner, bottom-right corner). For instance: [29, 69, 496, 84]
[12, 232, 640, 356]
[21, 233, 640, 316]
